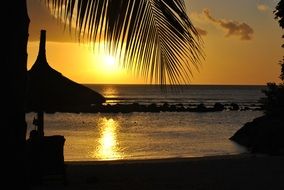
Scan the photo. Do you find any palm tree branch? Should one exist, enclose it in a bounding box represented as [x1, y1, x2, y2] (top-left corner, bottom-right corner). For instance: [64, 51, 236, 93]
[44, 0, 204, 85]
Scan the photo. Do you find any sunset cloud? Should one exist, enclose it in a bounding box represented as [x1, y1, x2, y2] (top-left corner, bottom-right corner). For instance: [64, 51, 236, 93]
[203, 9, 254, 40]
[257, 4, 270, 12]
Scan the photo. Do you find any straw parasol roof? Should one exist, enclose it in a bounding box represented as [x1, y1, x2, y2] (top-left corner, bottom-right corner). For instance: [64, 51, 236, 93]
[26, 30, 105, 113]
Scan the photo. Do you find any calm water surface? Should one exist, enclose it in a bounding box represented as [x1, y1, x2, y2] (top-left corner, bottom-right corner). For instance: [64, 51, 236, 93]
[26, 111, 263, 161]
[26, 85, 265, 161]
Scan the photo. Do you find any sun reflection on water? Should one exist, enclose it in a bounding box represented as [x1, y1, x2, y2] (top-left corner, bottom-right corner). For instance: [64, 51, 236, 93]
[102, 86, 118, 98]
[92, 118, 124, 160]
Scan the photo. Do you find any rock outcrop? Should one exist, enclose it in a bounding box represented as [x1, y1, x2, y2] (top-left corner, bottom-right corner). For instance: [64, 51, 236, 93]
[230, 115, 284, 155]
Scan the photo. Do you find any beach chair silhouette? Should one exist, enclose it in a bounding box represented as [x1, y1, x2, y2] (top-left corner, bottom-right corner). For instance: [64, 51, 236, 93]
[27, 134, 66, 185]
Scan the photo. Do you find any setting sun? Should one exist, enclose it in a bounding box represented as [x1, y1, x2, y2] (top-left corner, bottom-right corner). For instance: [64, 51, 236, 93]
[103, 55, 116, 67]
[92, 51, 119, 73]
[88, 42, 121, 74]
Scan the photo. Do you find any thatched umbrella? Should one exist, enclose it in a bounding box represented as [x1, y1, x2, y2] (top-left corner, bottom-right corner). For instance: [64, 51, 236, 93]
[27, 30, 105, 136]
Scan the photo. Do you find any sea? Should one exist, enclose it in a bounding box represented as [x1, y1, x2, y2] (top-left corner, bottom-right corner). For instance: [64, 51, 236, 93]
[26, 84, 266, 161]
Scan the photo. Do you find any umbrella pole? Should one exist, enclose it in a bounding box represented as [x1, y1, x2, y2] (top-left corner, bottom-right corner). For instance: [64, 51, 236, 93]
[37, 111, 44, 137]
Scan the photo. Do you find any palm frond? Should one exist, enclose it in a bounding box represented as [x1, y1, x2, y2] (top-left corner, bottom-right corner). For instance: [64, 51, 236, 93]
[44, 0, 204, 85]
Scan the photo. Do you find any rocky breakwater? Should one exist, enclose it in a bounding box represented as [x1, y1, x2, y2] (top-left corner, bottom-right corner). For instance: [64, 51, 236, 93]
[230, 115, 284, 155]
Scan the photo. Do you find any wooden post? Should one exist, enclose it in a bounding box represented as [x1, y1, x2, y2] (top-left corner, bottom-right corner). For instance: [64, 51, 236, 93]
[37, 111, 44, 137]
[35, 30, 47, 137]
[37, 30, 47, 63]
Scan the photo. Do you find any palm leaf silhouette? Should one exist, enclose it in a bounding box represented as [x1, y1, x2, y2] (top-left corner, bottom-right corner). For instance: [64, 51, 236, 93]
[44, 0, 204, 85]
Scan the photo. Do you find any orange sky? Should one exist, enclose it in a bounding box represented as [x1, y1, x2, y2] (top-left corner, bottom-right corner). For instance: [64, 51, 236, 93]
[27, 0, 283, 85]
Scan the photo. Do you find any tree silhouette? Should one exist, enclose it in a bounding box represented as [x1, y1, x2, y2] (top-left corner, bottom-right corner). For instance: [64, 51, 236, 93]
[274, 0, 284, 79]
[274, 0, 284, 29]
[2, 0, 203, 187]
[274, 0, 284, 47]
[260, 0, 284, 116]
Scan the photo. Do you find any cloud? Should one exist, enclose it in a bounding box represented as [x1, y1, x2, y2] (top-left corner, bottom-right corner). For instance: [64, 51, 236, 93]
[202, 9, 254, 40]
[195, 27, 208, 36]
[257, 4, 270, 12]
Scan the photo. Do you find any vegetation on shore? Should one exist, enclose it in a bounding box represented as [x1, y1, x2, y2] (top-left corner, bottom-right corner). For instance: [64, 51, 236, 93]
[260, 60, 284, 117]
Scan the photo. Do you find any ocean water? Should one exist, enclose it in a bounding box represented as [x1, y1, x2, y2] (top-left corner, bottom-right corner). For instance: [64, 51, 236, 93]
[26, 85, 266, 161]
[86, 84, 265, 107]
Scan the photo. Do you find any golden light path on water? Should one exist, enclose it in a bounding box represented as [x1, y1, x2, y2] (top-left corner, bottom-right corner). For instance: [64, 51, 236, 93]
[101, 85, 118, 103]
[91, 118, 124, 160]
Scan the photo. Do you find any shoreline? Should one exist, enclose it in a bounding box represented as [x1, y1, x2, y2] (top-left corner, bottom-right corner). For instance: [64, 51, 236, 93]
[65, 153, 250, 164]
[32, 153, 284, 190]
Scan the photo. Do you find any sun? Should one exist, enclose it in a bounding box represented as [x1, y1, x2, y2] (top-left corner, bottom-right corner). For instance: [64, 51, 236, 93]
[103, 55, 116, 67]
[91, 52, 119, 73]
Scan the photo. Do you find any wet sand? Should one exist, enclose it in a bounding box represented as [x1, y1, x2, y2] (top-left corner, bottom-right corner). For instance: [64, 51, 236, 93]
[32, 154, 284, 190]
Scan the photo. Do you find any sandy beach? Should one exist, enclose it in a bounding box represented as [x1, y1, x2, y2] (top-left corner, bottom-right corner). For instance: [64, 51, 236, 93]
[31, 154, 284, 190]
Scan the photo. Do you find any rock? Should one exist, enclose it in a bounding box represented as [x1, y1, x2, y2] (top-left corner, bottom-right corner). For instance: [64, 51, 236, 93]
[230, 103, 239, 111]
[213, 103, 224, 111]
[230, 115, 284, 155]
[196, 103, 207, 112]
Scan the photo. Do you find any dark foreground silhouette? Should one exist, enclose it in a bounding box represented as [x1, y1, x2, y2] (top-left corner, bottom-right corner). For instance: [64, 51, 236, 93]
[31, 154, 284, 190]
[230, 115, 284, 155]
[25, 30, 105, 186]
[27, 131, 66, 185]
